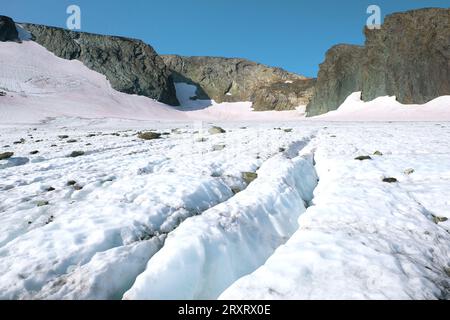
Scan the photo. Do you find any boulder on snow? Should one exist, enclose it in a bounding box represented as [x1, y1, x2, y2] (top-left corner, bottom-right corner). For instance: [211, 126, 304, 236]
[13, 138, 25, 144]
[242, 172, 258, 184]
[138, 132, 161, 140]
[208, 126, 226, 135]
[355, 155, 372, 161]
[212, 144, 226, 151]
[444, 267, 450, 277]
[382, 177, 398, 183]
[0, 152, 14, 160]
[432, 214, 448, 224]
[36, 200, 49, 207]
[68, 151, 85, 157]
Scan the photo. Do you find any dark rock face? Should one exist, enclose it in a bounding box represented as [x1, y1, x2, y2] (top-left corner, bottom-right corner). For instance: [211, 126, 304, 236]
[306, 45, 364, 116]
[162, 55, 315, 111]
[22, 24, 179, 106]
[0, 16, 19, 42]
[307, 8, 450, 116]
[251, 78, 316, 111]
[362, 8, 450, 104]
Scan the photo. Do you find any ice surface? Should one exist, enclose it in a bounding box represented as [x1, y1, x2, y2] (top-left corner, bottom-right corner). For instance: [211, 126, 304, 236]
[0, 119, 317, 299]
[123, 142, 318, 299]
[220, 124, 450, 299]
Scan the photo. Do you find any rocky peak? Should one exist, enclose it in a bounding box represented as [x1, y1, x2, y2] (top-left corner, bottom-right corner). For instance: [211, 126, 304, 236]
[307, 8, 450, 116]
[20, 23, 179, 106]
[0, 16, 19, 42]
[306, 44, 365, 117]
[361, 7, 450, 104]
[162, 55, 315, 111]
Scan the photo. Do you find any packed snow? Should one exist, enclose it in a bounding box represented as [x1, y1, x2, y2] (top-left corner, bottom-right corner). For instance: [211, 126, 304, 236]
[1, 120, 449, 299]
[1, 40, 450, 300]
[312, 92, 450, 121]
[0, 119, 320, 299]
[221, 123, 450, 299]
[0, 42, 186, 124]
[123, 140, 318, 299]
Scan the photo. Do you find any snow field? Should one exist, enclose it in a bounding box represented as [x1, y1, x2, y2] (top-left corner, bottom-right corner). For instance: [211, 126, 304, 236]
[0, 120, 315, 299]
[220, 123, 450, 299]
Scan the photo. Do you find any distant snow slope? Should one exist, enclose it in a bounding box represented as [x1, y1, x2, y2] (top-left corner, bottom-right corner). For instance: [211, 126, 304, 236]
[0, 41, 186, 124]
[1, 41, 448, 124]
[311, 92, 450, 121]
[0, 41, 305, 124]
[174, 82, 306, 121]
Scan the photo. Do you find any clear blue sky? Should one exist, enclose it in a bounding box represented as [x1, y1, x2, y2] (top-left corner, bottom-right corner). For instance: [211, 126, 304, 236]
[3, 0, 449, 77]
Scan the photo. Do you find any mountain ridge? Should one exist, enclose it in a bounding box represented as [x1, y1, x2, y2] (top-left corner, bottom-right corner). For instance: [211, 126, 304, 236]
[162, 54, 315, 111]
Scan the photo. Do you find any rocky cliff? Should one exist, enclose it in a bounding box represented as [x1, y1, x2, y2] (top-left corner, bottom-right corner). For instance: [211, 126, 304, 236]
[306, 8, 450, 116]
[0, 16, 19, 42]
[306, 45, 364, 116]
[162, 55, 315, 111]
[20, 23, 179, 106]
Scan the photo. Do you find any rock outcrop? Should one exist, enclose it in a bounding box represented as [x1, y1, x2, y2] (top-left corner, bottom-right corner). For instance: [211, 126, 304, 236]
[162, 55, 315, 111]
[0, 16, 19, 42]
[21, 23, 179, 106]
[306, 8, 450, 116]
[306, 45, 364, 116]
[361, 8, 450, 104]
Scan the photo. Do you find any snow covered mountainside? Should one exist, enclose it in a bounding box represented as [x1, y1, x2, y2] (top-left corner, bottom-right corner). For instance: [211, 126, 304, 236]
[0, 41, 185, 123]
[0, 41, 305, 124]
[2, 40, 447, 124]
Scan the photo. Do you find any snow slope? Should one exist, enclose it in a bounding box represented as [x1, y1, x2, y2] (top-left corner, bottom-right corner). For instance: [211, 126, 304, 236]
[174, 82, 306, 121]
[0, 41, 305, 124]
[221, 123, 450, 299]
[1, 41, 449, 124]
[311, 92, 450, 121]
[0, 41, 186, 124]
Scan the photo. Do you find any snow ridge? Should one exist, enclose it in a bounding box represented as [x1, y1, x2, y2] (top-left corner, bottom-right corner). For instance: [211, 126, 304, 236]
[124, 138, 319, 299]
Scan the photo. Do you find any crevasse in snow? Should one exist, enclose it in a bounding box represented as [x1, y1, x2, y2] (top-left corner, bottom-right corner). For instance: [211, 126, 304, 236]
[123, 141, 319, 299]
